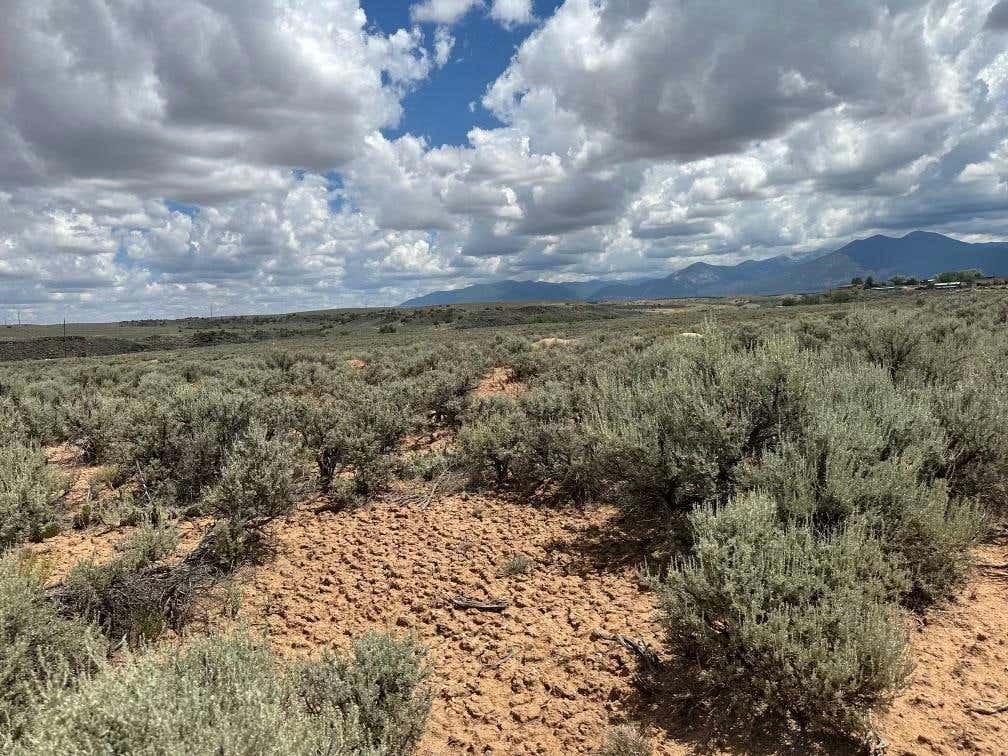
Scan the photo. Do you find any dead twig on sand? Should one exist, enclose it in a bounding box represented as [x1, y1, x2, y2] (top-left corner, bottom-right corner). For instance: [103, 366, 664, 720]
[482, 648, 518, 673]
[968, 700, 1008, 715]
[448, 594, 509, 612]
[134, 462, 158, 511]
[421, 469, 450, 509]
[313, 500, 345, 515]
[390, 468, 462, 509]
[592, 629, 664, 674]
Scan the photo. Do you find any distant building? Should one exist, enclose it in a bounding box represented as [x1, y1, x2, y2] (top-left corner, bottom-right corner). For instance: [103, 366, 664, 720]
[932, 281, 964, 289]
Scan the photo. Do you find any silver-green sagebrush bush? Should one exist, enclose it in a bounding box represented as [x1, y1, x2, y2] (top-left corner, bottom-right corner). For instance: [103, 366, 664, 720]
[293, 632, 432, 754]
[457, 395, 526, 486]
[198, 422, 306, 568]
[0, 555, 107, 743]
[203, 422, 304, 528]
[586, 334, 814, 514]
[840, 308, 926, 382]
[3, 382, 73, 447]
[928, 379, 1008, 517]
[294, 384, 409, 495]
[745, 363, 984, 607]
[125, 383, 253, 503]
[66, 391, 127, 464]
[0, 444, 67, 549]
[659, 493, 912, 740]
[15, 633, 429, 756]
[457, 383, 597, 501]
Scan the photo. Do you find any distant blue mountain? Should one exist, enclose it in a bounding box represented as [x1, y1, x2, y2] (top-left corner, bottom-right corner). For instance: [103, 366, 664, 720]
[399, 280, 605, 306]
[400, 232, 1008, 305]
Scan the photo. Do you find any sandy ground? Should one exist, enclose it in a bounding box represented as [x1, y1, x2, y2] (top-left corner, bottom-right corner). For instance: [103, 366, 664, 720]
[531, 338, 577, 350]
[27, 440, 1008, 754]
[474, 366, 527, 399]
[878, 543, 1008, 756]
[238, 494, 664, 754]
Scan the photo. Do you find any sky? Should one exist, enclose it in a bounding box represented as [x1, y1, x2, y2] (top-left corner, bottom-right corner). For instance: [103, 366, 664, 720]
[1, 0, 1007, 322]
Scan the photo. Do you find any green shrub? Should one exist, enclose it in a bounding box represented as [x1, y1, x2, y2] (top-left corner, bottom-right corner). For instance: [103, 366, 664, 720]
[66, 392, 124, 463]
[196, 423, 304, 568]
[600, 724, 652, 756]
[659, 493, 910, 741]
[414, 367, 478, 430]
[202, 423, 303, 529]
[840, 309, 925, 381]
[928, 380, 1008, 517]
[745, 365, 984, 606]
[293, 633, 431, 754]
[457, 395, 525, 486]
[18, 633, 429, 755]
[401, 449, 455, 482]
[86, 464, 121, 498]
[0, 398, 28, 443]
[509, 383, 598, 501]
[0, 444, 67, 549]
[0, 554, 106, 742]
[298, 386, 408, 495]
[13, 385, 72, 446]
[587, 334, 813, 514]
[125, 383, 252, 503]
[457, 382, 598, 501]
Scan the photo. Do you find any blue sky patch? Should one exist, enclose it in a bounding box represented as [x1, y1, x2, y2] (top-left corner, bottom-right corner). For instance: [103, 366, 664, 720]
[362, 1, 560, 147]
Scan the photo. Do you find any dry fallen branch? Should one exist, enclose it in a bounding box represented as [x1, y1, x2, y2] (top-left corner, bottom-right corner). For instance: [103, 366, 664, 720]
[482, 648, 518, 672]
[421, 469, 450, 509]
[968, 700, 1008, 715]
[313, 500, 345, 515]
[392, 468, 462, 509]
[392, 492, 423, 505]
[47, 560, 218, 647]
[592, 629, 664, 673]
[448, 594, 509, 612]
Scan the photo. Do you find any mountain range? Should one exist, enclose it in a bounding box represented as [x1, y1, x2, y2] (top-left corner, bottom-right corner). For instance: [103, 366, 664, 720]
[400, 231, 1008, 306]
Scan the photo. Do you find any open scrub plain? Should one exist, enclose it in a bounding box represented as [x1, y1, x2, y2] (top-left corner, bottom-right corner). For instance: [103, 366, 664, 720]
[4, 291, 1008, 755]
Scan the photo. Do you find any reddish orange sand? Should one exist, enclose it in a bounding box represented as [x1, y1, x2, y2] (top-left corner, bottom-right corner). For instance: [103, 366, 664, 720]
[878, 543, 1008, 756]
[27, 452, 1008, 755]
[473, 366, 526, 399]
